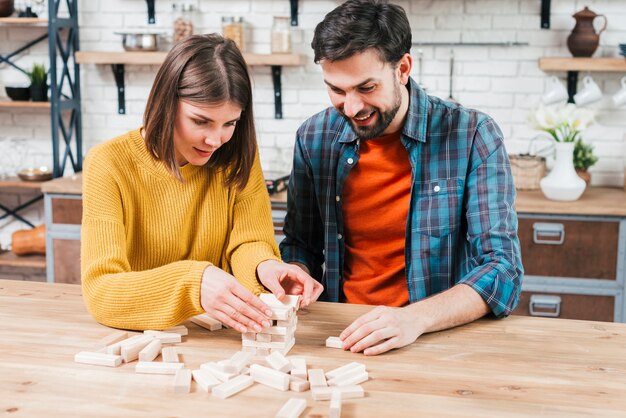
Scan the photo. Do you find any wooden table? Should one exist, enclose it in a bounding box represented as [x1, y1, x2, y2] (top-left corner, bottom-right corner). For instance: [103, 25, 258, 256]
[1, 280, 625, 417]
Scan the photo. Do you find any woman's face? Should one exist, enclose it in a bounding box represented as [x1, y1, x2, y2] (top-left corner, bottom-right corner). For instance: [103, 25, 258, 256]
[173, 100, 242, 166]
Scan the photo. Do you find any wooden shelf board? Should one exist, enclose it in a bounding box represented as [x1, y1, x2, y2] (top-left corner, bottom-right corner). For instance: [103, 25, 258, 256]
[0, 100, 51, 109]
[539, 57, 626, 72]
[75, 51, 305, 67]
[0, 251, 46, 269]
[0, 17, 47, 25]
[0, 177, 45, 190]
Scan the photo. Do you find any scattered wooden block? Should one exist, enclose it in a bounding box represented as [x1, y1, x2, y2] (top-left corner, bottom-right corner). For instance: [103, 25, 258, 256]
[242, 339, 292, 350]
[310, 385, 364, 401]
[94, 330, 128, 349]
[121, 335, 154, 363]
[224, 351, 253, 374]
[266, 351, 293, 373]
[161, 346, 179, 363]
[164, 325, 188, 336]
[330, 391, 341, 418]
[138, 339, 162, 362]
[325, 362, 366, 380]
[200, 362, 237, 382]
[144, 331, 182, 344]
[106, 334, 146, 355]
[191, 314, 223, 331]
[289, 357, 307, 380]
[74, 351, 122, 367]
[174, 369, 192, 394]
[289, 376, 310, 392]
[135, 361, 184, 375]
[328, 371, 369, 387]
[307, 369, 327, 388]
[192, 369, 221, 393]
[212, 375, 254, 399]
[250, 364, 290, 391]
[325, 336, 343, 349]
[275, 397, 307, 418]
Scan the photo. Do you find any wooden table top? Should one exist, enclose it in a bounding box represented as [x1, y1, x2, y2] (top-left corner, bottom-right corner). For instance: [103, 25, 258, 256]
[515, 187, 626, 217]
[1, 280, 625, 417]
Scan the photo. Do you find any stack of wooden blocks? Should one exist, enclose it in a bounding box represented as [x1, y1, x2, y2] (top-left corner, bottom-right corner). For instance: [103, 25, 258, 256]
[241, 293, 300, 357]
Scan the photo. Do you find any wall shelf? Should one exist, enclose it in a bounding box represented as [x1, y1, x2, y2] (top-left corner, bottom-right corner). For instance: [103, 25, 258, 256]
[0, 101, 51, 109]
[75, 51, 306, 119]
[0, 251, 46, 269]
[539, 57, 626, 103]
[0, 17, 47, 25]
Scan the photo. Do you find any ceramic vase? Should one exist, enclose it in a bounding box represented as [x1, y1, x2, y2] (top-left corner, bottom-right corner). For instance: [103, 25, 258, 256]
[540, 142, 586, 201]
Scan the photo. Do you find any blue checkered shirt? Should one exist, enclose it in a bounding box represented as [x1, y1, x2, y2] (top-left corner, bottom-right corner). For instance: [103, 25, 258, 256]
[279, 77, 523, 317]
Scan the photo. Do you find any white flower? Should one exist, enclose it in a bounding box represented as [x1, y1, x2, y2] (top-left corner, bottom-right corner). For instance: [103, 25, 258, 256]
[528, 103, 595, 142]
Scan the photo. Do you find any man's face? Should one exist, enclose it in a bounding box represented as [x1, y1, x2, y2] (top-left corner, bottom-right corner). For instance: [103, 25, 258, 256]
[320, 49, 405, 139]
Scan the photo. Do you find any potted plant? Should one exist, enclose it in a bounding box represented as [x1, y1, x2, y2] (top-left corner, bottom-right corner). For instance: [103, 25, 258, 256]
[27, 63, 48, 102]
[573, 138, 598, 185]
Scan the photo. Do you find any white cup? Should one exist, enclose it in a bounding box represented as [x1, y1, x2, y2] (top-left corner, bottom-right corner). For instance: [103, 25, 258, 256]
[541, 76, 569, 104]
[612, 76, 626, 107]
[574, 75, 603, 106]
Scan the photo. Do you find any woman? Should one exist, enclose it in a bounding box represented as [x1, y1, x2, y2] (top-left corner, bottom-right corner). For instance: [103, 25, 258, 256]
[81, 34, 323, 332]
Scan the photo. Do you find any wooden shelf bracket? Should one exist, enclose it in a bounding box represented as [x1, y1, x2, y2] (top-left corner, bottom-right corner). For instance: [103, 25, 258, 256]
[271, 65, 283, 119]
[566, 71, 578, 103]
[541, 0, 551, 29]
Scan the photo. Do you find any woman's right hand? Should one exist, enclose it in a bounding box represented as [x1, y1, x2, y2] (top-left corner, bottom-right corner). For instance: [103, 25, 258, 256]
[200, 266, 273, 333]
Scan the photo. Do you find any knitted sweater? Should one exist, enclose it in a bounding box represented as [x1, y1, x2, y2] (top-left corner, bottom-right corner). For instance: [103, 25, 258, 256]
[81, 128, 280, 330]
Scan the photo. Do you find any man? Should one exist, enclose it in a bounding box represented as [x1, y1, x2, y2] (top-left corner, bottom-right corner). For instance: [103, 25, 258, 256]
[280, 0, 523, 355]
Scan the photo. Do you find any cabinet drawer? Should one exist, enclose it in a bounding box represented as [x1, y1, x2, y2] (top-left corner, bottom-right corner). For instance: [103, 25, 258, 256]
[52, 238, 81, 284]
[514, 291, 615, 322]
[51, 197, 83, 225]
[518, 218, 618, 280]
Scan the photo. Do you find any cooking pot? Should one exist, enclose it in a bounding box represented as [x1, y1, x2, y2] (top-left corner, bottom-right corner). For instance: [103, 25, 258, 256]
[115, 30, 164, 52]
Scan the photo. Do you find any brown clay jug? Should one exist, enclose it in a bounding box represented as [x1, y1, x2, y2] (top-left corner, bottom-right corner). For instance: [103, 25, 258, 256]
[0, 0, 14, 17]
[12, 224, 46, 256]
[567, 6, 607, 57]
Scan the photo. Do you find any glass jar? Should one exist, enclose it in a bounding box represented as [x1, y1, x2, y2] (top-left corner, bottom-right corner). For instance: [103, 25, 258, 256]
[172, 3, 196, 43]
[271, 16, 292, 54]
[222, 16, 245, 52]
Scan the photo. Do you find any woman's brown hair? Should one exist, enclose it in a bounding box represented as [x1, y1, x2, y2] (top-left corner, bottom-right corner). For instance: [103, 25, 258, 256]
[143, 33, 256, 190]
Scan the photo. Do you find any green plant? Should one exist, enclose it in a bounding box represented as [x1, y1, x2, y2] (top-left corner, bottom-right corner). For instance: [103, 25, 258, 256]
[27, 63, 47, 86]
[573, 138, 598, 171]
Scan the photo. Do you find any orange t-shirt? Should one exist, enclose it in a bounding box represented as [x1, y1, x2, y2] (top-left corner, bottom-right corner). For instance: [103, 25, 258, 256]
[341, 131, 411, 306]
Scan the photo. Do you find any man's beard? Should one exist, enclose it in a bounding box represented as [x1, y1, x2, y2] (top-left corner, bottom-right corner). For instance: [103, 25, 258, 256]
[343, 84, 402, 140]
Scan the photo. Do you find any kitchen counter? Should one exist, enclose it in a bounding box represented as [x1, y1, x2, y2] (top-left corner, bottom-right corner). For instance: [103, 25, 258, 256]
[1, 280, 625, 417]
[40, 173, 82, 195]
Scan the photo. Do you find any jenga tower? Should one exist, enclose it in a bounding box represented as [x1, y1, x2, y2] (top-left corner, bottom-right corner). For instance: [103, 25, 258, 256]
[241, 294, 300, 356]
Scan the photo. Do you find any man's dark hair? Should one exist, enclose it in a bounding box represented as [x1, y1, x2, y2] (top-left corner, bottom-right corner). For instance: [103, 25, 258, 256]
[311, 0, 412, 64]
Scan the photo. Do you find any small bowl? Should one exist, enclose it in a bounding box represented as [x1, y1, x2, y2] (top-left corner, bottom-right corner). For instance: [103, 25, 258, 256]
[5, 86, 31, 101]
[18, 166, 53, 182]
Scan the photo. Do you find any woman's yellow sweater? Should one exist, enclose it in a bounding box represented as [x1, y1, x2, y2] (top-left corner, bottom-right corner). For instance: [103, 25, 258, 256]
[81, 129, 280, 330]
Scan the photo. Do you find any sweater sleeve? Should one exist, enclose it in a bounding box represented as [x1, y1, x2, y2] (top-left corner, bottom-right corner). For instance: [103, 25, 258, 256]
[226, 151, 281, 294]
[80, 146, 208, 331]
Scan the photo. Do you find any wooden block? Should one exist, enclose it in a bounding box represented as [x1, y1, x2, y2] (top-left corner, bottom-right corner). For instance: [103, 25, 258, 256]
[106, 334, 146, 355]
[256, 333, 272, 342]
[271, 338, 295, 356]
[242, 339, 292, 350]
[192, 369, 221, 393]
[310, 385, 364, 401]
[259, 293, 301, 310]
[74, 351, 122, 367]
[289, 376, 310, 392]
[257, 348, 271, 357]
[144, 331, 182, 344]
[174, 369, 192, 394]
[328, 371, 369, 387]
[266, 351, 293, 373]
[330, 391, 341, 418]
[270, 308, 295, 321]
[212, 375, 254, 399]
[94, 330, 128, 349]
[164, 325, 188, 336]
[200, 362, 237, 382]
[327, 363, 367, 383]
[138, 339, 162, 362]
[135, 361, 184, 375]
[121, 335, 154, 363]
[259, 325, 293, 336]
[276, 316, 297, 327]
[325, 336, 343, 349]
[242, 332, 256, 341]
[308, 369, 327, 387]
[326, 362, 366, 380]
[289, 357, 307, 380]
[191, 314, 223, 331]
[161, 346, 179, 363]
[275, 397, 307, 418]
[250, 364, 290, 391]
[224, 351, 253, 374]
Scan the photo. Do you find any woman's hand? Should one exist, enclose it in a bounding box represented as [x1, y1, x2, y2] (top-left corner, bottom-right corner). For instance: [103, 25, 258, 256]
[256, 260, 324, 308]
[200, 266, 273, 333]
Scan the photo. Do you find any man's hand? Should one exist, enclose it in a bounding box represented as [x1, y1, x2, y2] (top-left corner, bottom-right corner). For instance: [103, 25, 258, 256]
[339, 306, 425, 356]
[256, 259, 324, 308]
[200, 266, 273, 333]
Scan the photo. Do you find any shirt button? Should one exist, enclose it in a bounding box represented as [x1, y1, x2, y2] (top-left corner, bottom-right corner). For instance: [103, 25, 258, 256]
[347, 158, 354, 165]
[335, 195, 340, 202]
[338, 234, 343, 240]
[433, 185, 441, 192]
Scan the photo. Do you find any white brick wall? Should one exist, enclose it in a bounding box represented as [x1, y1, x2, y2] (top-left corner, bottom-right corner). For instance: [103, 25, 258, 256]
[1, 0, 626, 249]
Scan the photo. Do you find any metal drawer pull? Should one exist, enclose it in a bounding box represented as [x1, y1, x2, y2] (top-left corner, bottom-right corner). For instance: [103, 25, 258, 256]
[532, 222, 565, 245]
[529, 295, 562, 317]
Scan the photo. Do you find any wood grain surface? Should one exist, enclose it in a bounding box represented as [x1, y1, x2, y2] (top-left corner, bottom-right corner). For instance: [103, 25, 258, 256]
[1, 280, 625, 417]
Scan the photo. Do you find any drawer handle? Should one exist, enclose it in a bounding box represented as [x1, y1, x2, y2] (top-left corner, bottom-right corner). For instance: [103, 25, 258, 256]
[529, 295, 561, 318]
[532, 222, 564, 245]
